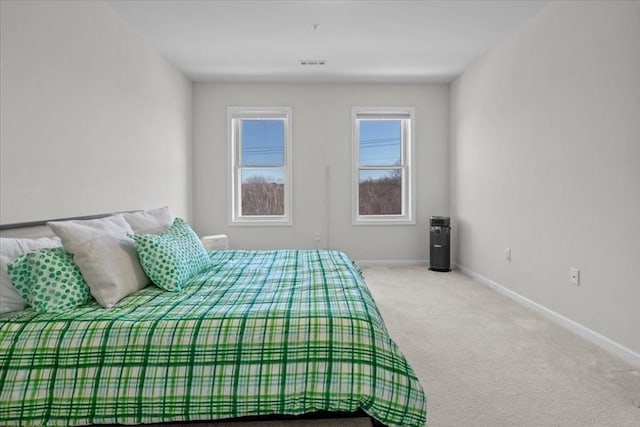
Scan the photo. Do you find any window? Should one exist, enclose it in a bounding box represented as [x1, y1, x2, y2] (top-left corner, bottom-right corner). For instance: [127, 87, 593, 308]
[228, 107, 292, 225]
[352, 107, 415, 225]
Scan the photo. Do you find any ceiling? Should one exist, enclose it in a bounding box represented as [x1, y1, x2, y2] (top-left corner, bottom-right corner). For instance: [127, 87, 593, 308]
[106, 0, 549, 83]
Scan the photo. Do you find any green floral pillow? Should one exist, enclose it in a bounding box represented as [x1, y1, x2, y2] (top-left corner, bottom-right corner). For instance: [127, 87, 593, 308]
[8, 248, 91, 313]
[129, 218, 212, 292]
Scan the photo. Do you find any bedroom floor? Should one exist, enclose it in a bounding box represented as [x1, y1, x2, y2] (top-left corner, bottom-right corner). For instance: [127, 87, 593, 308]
[364, 266, 640, 427]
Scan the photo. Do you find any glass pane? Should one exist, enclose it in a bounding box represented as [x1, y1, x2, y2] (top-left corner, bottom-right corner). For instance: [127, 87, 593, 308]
[359, 120, 401, 166]
[241, 120, 284, 166]
[359, 169, 402, 215]
[241, 169, 285, 216]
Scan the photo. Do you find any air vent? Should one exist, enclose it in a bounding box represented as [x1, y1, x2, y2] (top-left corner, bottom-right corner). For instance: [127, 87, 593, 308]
[299, 59, 327, 66]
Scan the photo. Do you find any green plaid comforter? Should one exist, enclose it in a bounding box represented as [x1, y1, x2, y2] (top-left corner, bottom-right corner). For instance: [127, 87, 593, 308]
[0, 250, 426, 426]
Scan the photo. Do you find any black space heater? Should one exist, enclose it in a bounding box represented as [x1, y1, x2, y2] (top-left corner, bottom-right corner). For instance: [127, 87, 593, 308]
[429, 216, 451, 272]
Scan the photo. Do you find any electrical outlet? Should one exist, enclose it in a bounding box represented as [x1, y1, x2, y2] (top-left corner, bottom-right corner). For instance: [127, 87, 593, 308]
[313, 233, 321, 242]
[569, 267, 580, 285]
[505, 248, 511, 262]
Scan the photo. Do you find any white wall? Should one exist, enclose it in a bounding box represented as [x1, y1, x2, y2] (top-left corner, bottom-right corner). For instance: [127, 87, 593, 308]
[0, 0, 192, 223]
[193, 83, 449, 262]
[451, 1, 640, 355]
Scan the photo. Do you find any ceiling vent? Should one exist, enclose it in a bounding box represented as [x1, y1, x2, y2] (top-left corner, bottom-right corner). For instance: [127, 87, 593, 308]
[299, 59, 327, 66]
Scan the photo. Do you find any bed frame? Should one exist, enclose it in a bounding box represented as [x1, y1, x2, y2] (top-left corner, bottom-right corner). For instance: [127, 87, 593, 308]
[0, 212, 131, 238]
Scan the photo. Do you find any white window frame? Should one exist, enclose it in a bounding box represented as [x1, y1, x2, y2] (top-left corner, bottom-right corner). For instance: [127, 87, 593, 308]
[352, 106, 415, 225]
[228, 106, 293, 226]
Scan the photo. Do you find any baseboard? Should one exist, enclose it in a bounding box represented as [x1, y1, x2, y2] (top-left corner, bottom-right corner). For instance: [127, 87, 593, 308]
[357, 259, 428, 267]
[455, 264, 640, 369]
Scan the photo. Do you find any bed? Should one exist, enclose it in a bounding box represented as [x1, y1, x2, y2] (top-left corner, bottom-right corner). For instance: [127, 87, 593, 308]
[0, 213, 426, 427]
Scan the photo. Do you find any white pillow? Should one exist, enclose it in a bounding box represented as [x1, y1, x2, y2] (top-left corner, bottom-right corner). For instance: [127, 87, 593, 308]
[48, 215, 149, 308]
[0, 236, 62, 313]
[121, 206, 173, 234]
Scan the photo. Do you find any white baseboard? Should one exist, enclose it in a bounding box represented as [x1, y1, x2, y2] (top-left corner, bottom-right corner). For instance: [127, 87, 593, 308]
[357, 259, 428, 267]
[455, 264, 640, 369]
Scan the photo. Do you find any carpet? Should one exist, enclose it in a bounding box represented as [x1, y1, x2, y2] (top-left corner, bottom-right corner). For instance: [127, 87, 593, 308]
[363, 266, 640, 427]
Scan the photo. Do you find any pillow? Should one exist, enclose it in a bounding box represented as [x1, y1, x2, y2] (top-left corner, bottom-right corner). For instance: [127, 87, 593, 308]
[8, 248, 91, 313]
[48, 215, 148, 308]
[121, 206, 173, 234]
[129, 218, 211, 292]
[0, 236, 62, 313]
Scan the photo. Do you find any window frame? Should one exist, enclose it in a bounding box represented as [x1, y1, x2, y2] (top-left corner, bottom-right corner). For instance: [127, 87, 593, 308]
[352, 106, 416, 225]
[228, 106, 293, 226]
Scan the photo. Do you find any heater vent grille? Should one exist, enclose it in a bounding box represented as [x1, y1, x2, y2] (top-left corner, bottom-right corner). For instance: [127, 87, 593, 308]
[299, 59, 327, 66]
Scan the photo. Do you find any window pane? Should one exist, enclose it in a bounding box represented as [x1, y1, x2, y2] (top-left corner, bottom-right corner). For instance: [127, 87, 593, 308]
[359, 120, 401, 166]
[241, 169, 285, 216]
[359, 169, 402, 215]
[241, 120, 284, 166]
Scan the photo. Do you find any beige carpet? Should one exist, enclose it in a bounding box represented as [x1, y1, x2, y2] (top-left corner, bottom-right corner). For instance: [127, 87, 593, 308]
[363, 266, 640, 427]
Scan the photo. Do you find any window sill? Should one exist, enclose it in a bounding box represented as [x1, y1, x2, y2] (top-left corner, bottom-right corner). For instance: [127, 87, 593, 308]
[229, 219, 293, 227]
[352, 216, 415, 226]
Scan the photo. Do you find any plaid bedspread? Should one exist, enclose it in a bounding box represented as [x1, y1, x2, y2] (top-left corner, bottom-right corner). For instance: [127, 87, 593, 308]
[0, 250, 426, 426]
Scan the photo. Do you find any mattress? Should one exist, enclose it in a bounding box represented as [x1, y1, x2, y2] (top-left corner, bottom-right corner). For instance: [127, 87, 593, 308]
[0, 249, 426, 426]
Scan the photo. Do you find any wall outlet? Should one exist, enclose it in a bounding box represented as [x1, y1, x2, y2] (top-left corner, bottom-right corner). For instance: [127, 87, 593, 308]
[313, 233, 321, 242]
[569, 267, 580, 285]
[505, 248, 511, 262]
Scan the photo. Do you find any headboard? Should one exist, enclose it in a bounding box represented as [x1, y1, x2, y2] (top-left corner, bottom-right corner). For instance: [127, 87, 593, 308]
[0, 212, 135, 239]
